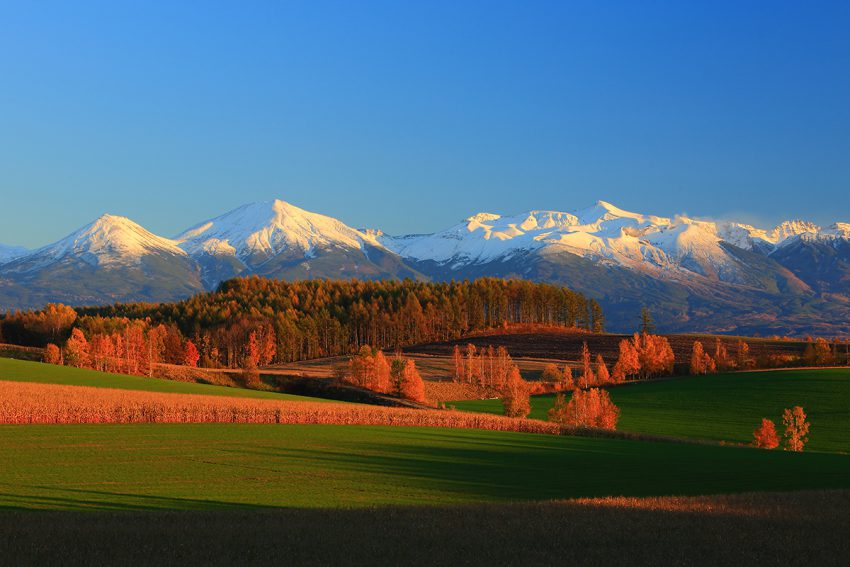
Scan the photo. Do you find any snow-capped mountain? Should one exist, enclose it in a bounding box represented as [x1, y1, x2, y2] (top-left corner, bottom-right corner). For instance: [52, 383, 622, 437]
[0, 244, 28, 264]
[380, 201, 827, 287]
[175, 199, 420, 287]
[3, 214, 188, 274]
[0, 214, 203, 308]
[177, 199, 382, 259]
[2, 198, 850, 335]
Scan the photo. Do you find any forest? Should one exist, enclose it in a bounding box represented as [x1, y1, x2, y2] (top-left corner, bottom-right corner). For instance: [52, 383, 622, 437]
[0, 277, 603, 368]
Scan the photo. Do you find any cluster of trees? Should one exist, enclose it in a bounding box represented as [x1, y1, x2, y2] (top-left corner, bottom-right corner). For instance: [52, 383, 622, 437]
[67, 277, 602, 365]
[612, 333, 676, 380]
[802, 337, 843, 366]
[752, 406, 810, 452]
[538, 344, 613, 389]
[340, 346, 426, 403]
[448, 344, 532, 417]
[42, 319, 201, 377]
[690, 338, 752, 374]
[451, 344, 519, 392]
[0, 303, 78, 347]
[548, 388, 619, 430]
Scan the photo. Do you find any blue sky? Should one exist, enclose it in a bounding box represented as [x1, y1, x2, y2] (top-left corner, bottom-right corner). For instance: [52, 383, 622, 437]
[1, 0, 849, 247]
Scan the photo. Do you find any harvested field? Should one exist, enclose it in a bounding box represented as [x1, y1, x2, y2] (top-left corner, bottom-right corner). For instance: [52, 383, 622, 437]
[0, 380, 561, 434]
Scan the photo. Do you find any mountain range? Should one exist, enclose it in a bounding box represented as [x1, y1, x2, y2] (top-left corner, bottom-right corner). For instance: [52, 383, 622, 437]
[2, 199, 850, 335]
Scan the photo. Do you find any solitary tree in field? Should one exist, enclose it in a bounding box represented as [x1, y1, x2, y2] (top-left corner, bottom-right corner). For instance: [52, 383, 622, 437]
[752, 418, 780, 449]
[782, 406, 810, 452]
[501, 365, 531, 418]
[400, 359, 426, 403]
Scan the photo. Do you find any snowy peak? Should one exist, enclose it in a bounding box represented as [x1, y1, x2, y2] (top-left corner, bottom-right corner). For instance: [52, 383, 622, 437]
[769, 220, 821, 243]
[176, 199, 384, 262]
[22, 214, 186, 269]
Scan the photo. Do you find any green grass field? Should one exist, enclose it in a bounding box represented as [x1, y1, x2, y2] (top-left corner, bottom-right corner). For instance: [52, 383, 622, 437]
[452, 369, 850, 453]
[0, 357, 325, 402]
[1, 423, 850, 510]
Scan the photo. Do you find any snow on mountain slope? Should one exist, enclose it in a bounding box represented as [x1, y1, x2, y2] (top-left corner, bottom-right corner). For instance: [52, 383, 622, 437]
[0, 244, 29, 264]
[381, 201, 743, 278]
[4, 214, 187, 273]
[177, 199, 384, 264]
[381, 201, 670, 267]
[716, 219, 826, 252]
[380, 200, 850, 287]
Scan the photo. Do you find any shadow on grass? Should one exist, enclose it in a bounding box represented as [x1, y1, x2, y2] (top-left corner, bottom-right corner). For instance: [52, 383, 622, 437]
[1, 491, 849, 566]
[0, 484, 274, 512]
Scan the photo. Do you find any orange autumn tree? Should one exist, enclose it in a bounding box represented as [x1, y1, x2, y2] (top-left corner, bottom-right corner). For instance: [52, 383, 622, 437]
[345, 345, 376, 389]
[579, 342, 595, 388]
[690, 340, 716, 375]
[452, 345, 464, 382]
[184, 340, 200, 368]
[548, 388, 619, 430]
[595, 354, 610, 385]
[63, 328, 90, 369]
[634, 333, 675, 378]
[43, 343, 62, 365]
[782, 406, 810, 452]
[713, 338, 733, 372]
[400, 359, 426, 403]
[611, 338, 640, 382]
[736, 339, 752, 370]
[541, 363, 562, 384]
[371, 350, 392, 394]
[501, 365, 531, 418]
[561, 365, 575, 390]
[752, 418, 780, 449]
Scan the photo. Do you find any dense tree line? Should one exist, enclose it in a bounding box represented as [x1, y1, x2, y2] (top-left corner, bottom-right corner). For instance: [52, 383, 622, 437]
[60, 277, 602, 366]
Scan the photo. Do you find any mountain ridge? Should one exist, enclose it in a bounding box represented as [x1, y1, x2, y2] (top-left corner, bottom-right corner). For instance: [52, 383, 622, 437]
[2, 198, 850, 335]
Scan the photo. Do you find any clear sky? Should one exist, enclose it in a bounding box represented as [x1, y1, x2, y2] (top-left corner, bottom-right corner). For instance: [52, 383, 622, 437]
[1, 0, 849, 248]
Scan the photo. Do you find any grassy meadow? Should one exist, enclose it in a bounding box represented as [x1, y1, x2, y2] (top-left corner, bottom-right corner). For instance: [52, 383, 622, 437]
[2, 423, 850, 510]
[451, 368, 850, 453]
[0, 357, 324, 402]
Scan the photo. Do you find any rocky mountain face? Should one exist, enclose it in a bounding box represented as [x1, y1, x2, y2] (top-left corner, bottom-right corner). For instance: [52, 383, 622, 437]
[2, 199, 849, 335]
